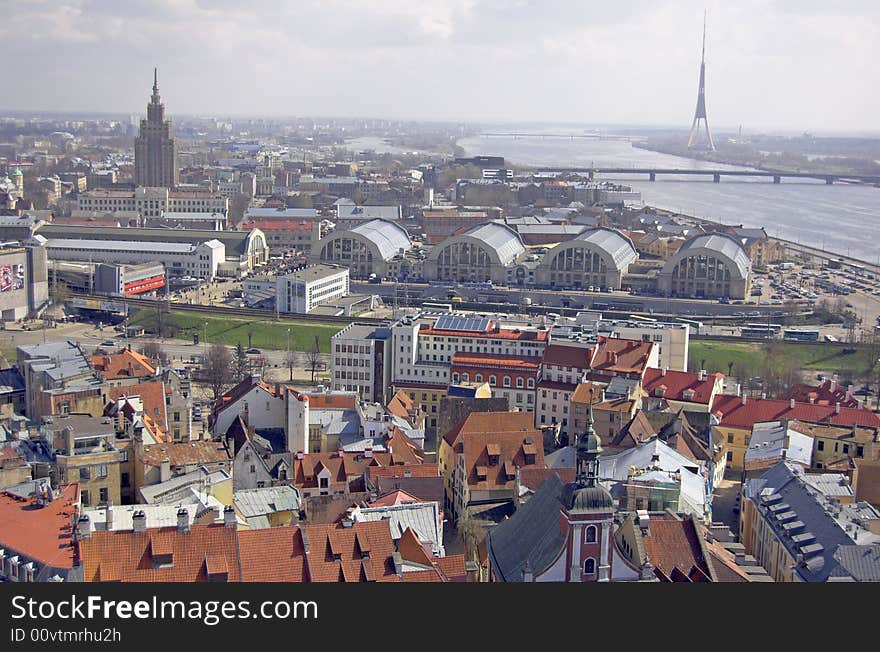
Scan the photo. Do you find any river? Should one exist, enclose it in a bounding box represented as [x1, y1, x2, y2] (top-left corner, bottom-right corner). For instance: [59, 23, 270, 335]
[451, 133, 880, 262]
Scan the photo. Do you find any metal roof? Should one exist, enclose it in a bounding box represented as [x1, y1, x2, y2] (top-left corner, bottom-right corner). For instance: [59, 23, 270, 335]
[457, 222, 525, 266]
[46, 238, 198, 253]
[352, 502, 442, 554]
[569, 227, 639, 270]
[348, 219, 412, 260]
[234, 485, 301, 517]
[669, 233, 751, 279]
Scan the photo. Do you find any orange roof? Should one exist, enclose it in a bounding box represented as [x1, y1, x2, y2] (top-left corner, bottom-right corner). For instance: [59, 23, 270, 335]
[91, 348, 155, 380]
[107, 381, 170, 432]
[238, 526, 306, 582]
[542, 344, 594, 368]
[302, 521, 399, 582]
[0, 484, 79, 570]
[306, 392, 357, 409]
[451, 352, 541, 371]
[421, 326, 548, 341]
[366, 463, 439, 480]
[397, 527, 433, 566]
[370, 489, 423, 507]
[783, 379, 861, 408]
[456, 413, 545, 491]
[570, 381, 607, 404]
[80, 523, 241, 582]
[387, 390, 416, 419]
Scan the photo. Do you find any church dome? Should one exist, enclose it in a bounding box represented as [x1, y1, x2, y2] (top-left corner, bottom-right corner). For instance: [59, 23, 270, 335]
[561, 482, 613, 513]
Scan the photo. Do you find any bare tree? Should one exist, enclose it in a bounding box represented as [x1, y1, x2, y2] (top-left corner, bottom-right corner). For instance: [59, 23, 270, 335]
[233, 342, 249, 382]
[285, 349, 296, 382]
[138, 342, 169, 367]
[307, 335, 321, 385]
[203, 344, 234, 400]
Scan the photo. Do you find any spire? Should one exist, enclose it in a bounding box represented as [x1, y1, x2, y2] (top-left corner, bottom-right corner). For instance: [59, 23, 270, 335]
[151, 67, 160, 104]
[575, 386, 602, 488]
[701, 9, 707, 64]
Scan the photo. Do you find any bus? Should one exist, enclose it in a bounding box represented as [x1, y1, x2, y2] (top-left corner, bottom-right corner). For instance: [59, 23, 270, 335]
[422, 302, 453, 312]
[741, 326, 775, 338]
[783, 328, 820, 342]
[746, 323, 782, 333]
[676, 317, 703, 333]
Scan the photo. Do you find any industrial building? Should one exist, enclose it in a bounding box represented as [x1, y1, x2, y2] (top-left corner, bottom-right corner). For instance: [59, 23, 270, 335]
[34, 224, 268, 277]
[312, 219, 412, 279]
[422, 222, 526, 284]
[657, 233, 751, 300]
[43, 237, 224, 281]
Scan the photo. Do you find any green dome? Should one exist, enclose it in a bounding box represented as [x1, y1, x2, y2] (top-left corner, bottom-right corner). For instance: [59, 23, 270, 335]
[562, 482, 613, 513]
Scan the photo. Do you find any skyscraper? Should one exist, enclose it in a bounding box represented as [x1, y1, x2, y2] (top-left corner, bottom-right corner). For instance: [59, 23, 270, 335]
[134, 69, 179, 188]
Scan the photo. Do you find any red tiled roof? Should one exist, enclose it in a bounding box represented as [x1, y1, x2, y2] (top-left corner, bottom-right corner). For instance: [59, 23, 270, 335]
[306, 393, 357, 409]
[386, 390, 416, 419]
[783, 379, 860, 408]
[0, 484, 79, 570]
[517, 467, 576, 492]
[452, 352, 542, 370]
[397, 527, 433, 567]
[421, 325, 549, 341]
[462, 425, 545, 492]
[591, 337, 653, 375]
[302, 521, 399, 582]
[643, 368, 722, 405]
[107, 381, 170, 431]
[80, 523, 241, 582]
[370, 489, 423, 507]
[238, 526, 306, 582]
[710, 394, 880, 430]
[542, 344, 593, 369]
[640, 514, 711, 581]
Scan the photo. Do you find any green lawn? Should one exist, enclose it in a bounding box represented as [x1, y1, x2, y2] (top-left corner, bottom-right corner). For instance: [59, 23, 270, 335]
[129, 309, 342, 353]
[690, 339, 877, 378]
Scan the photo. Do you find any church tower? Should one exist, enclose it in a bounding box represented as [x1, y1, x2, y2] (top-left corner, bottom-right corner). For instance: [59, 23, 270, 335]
[560, 387, 615, 582]
[134, 68, 179, 188]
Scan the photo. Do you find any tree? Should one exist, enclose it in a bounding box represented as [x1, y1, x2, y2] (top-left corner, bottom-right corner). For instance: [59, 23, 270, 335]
[228, 194, 250, 226]
[307, 335, 321, 385]
[233, 342, 249, 382]
[285, 349, 296, 382]
[138, 342, 169, 367]
[203, 344, 234, 400]
[50, 279, 69, 307]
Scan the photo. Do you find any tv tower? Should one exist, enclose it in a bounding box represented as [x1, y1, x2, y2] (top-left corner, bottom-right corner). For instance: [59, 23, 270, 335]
[687, 11, 716, 151]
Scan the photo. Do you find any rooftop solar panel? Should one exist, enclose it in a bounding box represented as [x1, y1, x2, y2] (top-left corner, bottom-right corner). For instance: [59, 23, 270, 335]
[434, 315, 493, 333]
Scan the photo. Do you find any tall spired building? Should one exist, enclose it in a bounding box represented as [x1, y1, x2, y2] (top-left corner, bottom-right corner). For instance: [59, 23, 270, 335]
[687, 13, 716, 152]
[134, 69, 179, 188]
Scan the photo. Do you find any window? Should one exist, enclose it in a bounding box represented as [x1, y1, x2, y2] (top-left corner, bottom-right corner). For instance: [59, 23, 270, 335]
[489, 375, 496, 386]
[516, 377, 524, 388]
[583, 558, 595, 575]
[817, 440, 825, 451]
[503, 376, 511, 387]
[121, 472, 129, 487]
[99, 487, 109, 503]
[727, 434, 734, 444]
[726, 451, 733, 462]
[527, 378, 535, 389]
[584, 525, 597, 543]
[81, 490, 91, 507]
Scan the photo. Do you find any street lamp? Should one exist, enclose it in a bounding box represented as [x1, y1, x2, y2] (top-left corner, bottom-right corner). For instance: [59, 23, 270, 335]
[287, 327, 291, 381]
[203, 321, 208, 359]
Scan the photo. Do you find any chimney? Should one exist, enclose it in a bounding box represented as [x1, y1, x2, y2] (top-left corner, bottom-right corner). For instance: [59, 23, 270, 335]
[132, 510, 146, 533]
[830, 379, 837, 392]
[275, 382, 281, 397]
[809, 396, 815, 404]
[847, 384, 854, 400]
[77, 515, 91, 539]
[105, 500, 113, 530]
[699, 369, 706, 381]
[650, 453, 661, 468]
[364, 446, 373, 458]
[661, 367, 667, 377]
[790, 398, 796, 410]
[295, 450, 304, 460]
[223, 505, 237, 528]
[741, 395, 747, 406]
[761, 392, 766, 400]
[177, 507, 190, 532]
[835, 402, 841, 415]
[337, 448, 344, 458]
[160, 458, 171, 482]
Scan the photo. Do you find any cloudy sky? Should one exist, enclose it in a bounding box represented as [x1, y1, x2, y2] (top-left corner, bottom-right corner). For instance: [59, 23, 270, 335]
[2, 0, 878, 133]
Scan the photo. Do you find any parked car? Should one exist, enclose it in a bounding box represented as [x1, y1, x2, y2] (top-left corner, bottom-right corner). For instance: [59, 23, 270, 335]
[246, 347, 262, 355]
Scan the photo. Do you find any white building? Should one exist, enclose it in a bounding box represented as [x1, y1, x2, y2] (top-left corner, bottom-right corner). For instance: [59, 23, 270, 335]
[331, 322, 393, 405]
[276, 265, 349, 314]
[567, 313, 691, 372]
[77, 187, 228, 226]
[45, 238, 224, 280]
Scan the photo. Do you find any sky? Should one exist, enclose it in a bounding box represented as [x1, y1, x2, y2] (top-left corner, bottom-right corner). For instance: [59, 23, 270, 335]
[2, 0, 879, 133]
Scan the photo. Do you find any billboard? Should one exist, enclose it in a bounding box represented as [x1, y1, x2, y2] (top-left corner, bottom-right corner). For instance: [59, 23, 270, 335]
[0, 264, 24, 293]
